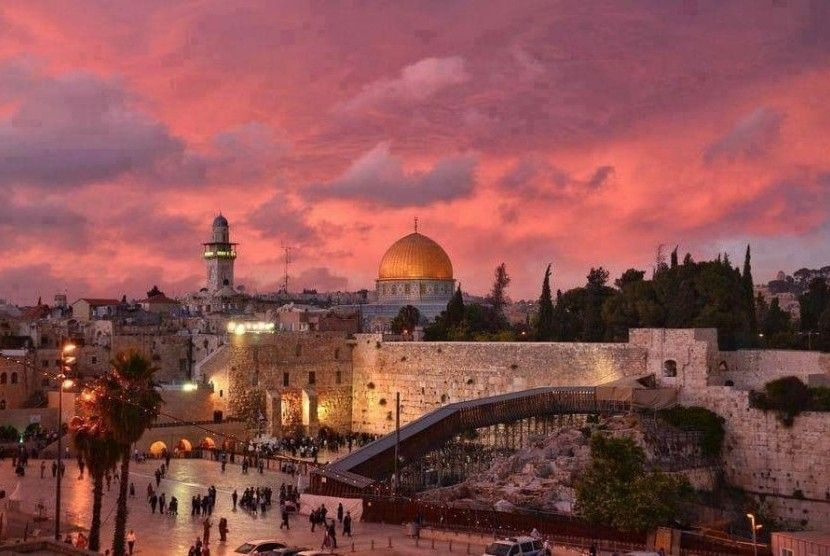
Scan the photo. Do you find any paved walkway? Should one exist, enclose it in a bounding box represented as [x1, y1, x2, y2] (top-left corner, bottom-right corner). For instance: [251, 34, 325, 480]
[0, 456, 502, 555]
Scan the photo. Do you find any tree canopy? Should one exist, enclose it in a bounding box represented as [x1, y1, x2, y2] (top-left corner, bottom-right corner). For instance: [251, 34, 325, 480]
[576, 434, 690, 532]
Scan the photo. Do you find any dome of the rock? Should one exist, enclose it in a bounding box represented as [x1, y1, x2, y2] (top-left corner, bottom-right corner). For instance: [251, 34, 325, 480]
[377, 232, 453, 281]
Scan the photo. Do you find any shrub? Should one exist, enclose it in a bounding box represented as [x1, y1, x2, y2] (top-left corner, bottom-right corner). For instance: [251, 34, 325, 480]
[752, 376, 811, 427]
[659, 406, 726, 457]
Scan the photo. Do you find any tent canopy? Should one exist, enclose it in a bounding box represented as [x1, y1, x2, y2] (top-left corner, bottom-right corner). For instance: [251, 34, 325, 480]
[595, 374, 677, 410]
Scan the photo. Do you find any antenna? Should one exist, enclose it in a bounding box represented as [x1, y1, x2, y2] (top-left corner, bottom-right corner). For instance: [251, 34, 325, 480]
[281, 244, 294, 293]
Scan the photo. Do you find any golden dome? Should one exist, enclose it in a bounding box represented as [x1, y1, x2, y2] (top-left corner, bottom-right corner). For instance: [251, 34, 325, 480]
[378, 232, 453, 280]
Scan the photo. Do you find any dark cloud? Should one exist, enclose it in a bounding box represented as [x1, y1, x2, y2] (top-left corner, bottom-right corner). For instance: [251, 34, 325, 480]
[313, 142, 477, 207]
[0, 200, 88, 252]
[586, 166, 615, 190]
[704, 107, 785, 164]
[497, 156, 614, 201]
[0, 64, 186, 188]
[246, 197, 318, 246]
[99, 208, 204, 261]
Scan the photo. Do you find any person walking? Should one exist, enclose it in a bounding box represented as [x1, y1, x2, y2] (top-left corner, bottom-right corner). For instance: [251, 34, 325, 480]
[280, 506, 290, 530]
[202, 515, 212, 545]
[218, 517, 228, 542]
[231, 489, 238, 511]
[343, 511, 352, 537]
[327, 519, 338, 549]
[126, 529, 137, 555]
[337, 502, 343, 523]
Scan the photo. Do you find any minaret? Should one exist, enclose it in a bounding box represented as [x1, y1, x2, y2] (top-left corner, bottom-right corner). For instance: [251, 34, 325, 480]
[203, 214, 238, 291]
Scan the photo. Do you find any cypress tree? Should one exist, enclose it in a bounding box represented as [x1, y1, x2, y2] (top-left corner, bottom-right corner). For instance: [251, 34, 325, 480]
[536, 264, 554, 340]
[743, 245, 757, 335]
[446, 285, 465, 327]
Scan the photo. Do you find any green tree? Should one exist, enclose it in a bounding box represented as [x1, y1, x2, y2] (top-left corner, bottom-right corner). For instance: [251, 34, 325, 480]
[798, 277, 829, 337]
[753, 376, 811, 427]
[446, 286, 465, 328]
[390, 305, 421, 334]
[535, 264, 554, 340]
[583, 267, 614, 341]
[760, 297, 795, 348]
[485, 263, 511, 332]
[71, 412, 121, 552]
[743, 245, 758, 337]
[97, 350, 162, 555]
[576, 434, 690, 532]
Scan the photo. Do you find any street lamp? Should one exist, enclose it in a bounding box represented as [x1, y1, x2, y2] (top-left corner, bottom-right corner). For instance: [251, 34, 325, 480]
[746, 513, 761, 556]
[55, 342, 76, 541]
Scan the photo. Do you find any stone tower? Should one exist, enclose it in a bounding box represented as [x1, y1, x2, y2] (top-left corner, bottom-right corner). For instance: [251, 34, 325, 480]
[203, 214, 238, 291]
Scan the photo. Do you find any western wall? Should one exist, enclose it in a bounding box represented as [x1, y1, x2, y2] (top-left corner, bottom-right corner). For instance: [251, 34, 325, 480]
[201, 328, 830, 527]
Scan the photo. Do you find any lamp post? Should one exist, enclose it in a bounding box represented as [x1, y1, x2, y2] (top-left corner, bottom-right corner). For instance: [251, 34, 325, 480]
[746, 513, 759, 556]
[55, 342, 76, 541]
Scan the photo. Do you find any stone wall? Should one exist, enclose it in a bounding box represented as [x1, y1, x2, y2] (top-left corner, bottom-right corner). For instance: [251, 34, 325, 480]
[112, 333, 222, 383]
[203, 332, 354, 438]
[714, 349, 830, 390]
[351, 334, 648, 435]
[687, 386, 830, 528]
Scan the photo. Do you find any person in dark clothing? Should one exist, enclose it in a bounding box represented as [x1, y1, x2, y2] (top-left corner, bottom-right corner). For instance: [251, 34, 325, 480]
[337, 502, 343, 523]
[343, 511, 352, 537]
[231, 489, 238, 510]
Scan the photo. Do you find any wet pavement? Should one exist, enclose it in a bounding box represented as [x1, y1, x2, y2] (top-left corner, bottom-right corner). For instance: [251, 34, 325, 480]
[0, 455, 497, 555]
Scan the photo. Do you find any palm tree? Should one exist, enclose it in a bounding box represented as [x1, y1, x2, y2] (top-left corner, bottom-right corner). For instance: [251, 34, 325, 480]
[71, 412, 120, 552]
[97, 350, 162, 556]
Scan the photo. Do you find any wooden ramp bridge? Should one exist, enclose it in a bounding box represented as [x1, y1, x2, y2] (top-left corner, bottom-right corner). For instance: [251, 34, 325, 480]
[310, 386, 633, 496]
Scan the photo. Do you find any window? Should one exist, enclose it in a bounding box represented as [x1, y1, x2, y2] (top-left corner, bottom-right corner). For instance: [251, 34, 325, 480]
[0, 400, 5, 410]
[336, 370, 342, 385]
[295, 344, 302, 357]
[283, 372, 290, 387]
[10, 372, 17, 384]
[334, 348, 340, 360]
[308, 371, 316, 385]
[663, 360, 677, 377]
[41, 360, 49, 368]
[0, 373, 6, 384]
[92, 356, 97, 365]
[782, 549, 794, 556]
[54, 359, 61, 367]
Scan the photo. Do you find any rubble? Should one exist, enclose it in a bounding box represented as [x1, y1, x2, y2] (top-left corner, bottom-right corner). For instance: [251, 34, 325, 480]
[418, 415, 649, 513]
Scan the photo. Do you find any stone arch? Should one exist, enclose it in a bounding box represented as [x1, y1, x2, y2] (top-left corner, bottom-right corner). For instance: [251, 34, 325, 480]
[663, 360, 677, 377]
[200, 437, 216, 450]
[176, 438, 193, 452]
[149, 441, 168, 456]
[10, 372, 18, 384]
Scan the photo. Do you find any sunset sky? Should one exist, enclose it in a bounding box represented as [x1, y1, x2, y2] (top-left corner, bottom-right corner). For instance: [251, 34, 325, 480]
[1, 1, 829, 304]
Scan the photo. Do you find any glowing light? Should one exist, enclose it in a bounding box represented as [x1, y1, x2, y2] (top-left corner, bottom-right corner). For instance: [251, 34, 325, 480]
[182, 383, 198, 392]
[61, 379, 74, 390]
[227, 321, 275, 335]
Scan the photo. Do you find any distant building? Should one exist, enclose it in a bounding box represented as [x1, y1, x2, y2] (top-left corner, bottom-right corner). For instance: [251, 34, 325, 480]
[71, 298, 120, 321]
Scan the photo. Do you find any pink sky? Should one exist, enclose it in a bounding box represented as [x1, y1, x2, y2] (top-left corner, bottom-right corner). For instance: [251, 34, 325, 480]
[1, 1, 829, 304]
